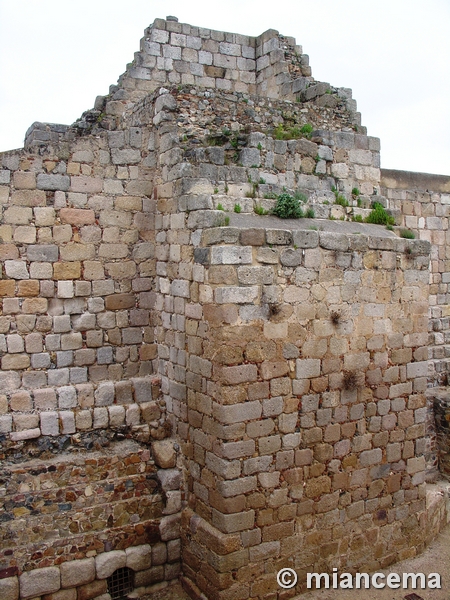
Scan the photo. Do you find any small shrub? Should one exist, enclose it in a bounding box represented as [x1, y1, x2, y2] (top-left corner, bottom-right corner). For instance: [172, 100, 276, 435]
[300, 123, 314, 138]
[400, 228, 415, 239]
[217, 203, 224, 211]
[305, 207, 315, 218]
[234, 203, 241, 213]
[273, 123, 310, 140]
[259, 177, 266, 184]
[224, 184, 229, 193]
[246, 186, 256, 199]
[268, 303, 281, 317]
[332, 185, 349, 207]
[273, 192, 304, 219]
[263, 192, 277, 199]
[309, 225, 318, 231]
[257, 143, 263, 150]
[214, 187, 219, 194]
[254, 204, 269, 215]
[334, 195, 349, 207]
[224, 216, 230, 225]
[351, 187, 360, 197]
[352, 214, 363, 223]
[343, 371, 358, 390]
[386, 224, 393, 231]
[365, 202, 395, 226]
[330, 310, 341, 326]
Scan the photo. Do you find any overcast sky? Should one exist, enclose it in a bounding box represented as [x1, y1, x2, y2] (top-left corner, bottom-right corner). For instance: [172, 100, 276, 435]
[1, 0, 449, 175]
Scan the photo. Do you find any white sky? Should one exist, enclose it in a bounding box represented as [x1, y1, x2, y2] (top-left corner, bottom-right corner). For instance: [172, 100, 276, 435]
[1, 0, 449, 175]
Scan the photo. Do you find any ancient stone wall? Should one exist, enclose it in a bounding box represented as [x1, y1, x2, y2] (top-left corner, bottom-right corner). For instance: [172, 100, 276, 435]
[0, 15, 450, 600]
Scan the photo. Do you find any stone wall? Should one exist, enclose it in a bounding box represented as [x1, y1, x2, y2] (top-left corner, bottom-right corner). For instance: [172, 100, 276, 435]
[0, 15, 450, 600]
[0, 440, 181, 599]
[178, 225, 438, 598]
[381, 168, 450, 484]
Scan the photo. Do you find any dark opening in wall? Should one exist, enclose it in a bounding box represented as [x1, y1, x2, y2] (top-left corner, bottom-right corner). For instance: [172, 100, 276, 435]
[107, 567, 134, 600]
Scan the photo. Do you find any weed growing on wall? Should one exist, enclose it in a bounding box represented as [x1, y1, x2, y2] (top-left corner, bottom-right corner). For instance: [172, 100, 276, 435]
[273, 192, 304, 218]
[365, 202, 395, 226]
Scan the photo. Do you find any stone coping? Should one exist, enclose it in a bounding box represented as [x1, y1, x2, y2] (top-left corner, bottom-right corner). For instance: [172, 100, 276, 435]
[227, 212, 406, 238]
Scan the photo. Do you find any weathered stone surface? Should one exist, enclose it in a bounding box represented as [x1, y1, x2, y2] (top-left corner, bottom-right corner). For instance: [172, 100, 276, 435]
[152, 439, 177, 468]
[37, 174, 70, 190]
[125, 544, 152, 571]
[95, 550, 126, 579]
[0, 577, 19, 600]
[60, 558, 95, 588]
[19, 567, 60, 598]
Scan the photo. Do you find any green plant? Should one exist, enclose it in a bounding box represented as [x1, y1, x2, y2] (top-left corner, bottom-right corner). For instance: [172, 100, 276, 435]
[273, 123, 303, 140]
[300, 123, 314, 138]
[246, 182, 259, 198]
[386, 224, 393, 231]
[254, 204, 269, 215]
[351, 187, 360, 197]
[331, 185, 349, 207]
[328, 215, 336, 220]
[224, 216, 230, 225]
[294, 190, 308, 203]
[259, 177, 266, 184]
[257, 143, 263, 151]
[305, 207, 315, 218]
[217, 203, 224, 211]
[222, 127, 231, 136]
[352, 214, 363, 223]
[309, 225, 318, 231]
[263, 192, 277, 199]
[234, 203, 241, 213]
[323, 200, 329, 205]
[335, 195, 349, 207]
[365, 202, 395, 226]
[400, 228, 415, 239]
[224, 184, 229, 193]
[272, 192, 304, 219]
[214, 187, 219, 194]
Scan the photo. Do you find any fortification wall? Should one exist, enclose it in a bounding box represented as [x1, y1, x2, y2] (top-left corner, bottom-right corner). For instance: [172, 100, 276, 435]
[0, 15, 450, 600]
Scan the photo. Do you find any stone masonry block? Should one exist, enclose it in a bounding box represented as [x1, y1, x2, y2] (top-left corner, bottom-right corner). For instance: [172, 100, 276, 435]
[37, 174, 70, 191]
[95, 551, 126, 579]
[0, 576, 19, 600]
[210, 246, 252, 264]
[266, 229, 293, 245]
[212, 509, 255, 534]
[40, 412, 59, 436]
[215, 286, 259, 304]
[240, 148, 261, 167]
[296, 359, 321, 379]
[19, 567, 61, 598]
[126, 544, 152, 572]
[213, 400, 261, 424]
[60, 558, 95, 588]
